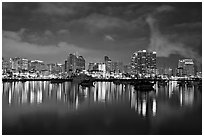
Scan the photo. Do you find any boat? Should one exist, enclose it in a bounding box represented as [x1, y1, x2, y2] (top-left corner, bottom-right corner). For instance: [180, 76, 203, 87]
[72, 74, 94, 84]
[134, 81, 154, 91]
[20, 78, 27, 83]
[158, 80, 168, 87]
[113, 80, 131, 85]
[113, 79, 121, 85]
[186, 81, 193, 87]
[80, 80, 95, 87]
[177, 81, 186, 86]
[50, 79, 65, 84]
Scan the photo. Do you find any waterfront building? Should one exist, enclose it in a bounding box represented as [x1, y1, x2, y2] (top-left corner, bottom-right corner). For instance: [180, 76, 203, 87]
[88, 62, 96, 71]
[131, 50, 156, 75]
[178, 59, 195, 76]
[98, 63, 106, 72]
[172, 68, 178, 76]
[164, 68, 173, 77]
[2, 58, 11, 73]
[67, 53, 85, 73]
[104, 56, 112, 73]
[10, 57, 21, 72]
[47, 63, 56, 73]
[123, 64, 131, 74]
[64, 60, 68, 72]
[196, 72, 202, 78]
[21, 58, 29, 71]
[30, 60, 45, 72]
[8, 57, 30, 73]
[157, 67, 165, 75]
[112, 61, 123, 73]
[178, 60, 185, 76]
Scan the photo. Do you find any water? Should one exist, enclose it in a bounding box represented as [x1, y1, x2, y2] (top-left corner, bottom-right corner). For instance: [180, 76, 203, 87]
[2, 81, 202, 135]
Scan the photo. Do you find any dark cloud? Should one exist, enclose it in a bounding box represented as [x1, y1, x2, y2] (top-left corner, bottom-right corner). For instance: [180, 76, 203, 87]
[2, 2, 202, 70]
[146, 4, 201, 69]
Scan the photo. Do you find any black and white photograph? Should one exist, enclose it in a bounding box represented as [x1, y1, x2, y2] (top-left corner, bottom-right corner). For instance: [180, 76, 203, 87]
[2, 1, 202, 135]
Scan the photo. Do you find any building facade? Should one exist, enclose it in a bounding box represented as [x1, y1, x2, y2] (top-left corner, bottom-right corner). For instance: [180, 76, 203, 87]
[177, 59, 195, 76]
[104, 56, 112, 73]
[131, 50, 156, 75]
[67, 53, 85, 73]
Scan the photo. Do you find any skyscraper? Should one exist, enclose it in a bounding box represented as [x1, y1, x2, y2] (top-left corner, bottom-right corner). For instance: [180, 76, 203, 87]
[67, 53, 85, 73]
[64, 60, 68, 72]
[2, 58, 11, 73]
[88, 62, 96, 71]
[10, 57, 21, 72]
[123, 64, 131, 74]
[111, 61, 123, 73]
[104, 56, 112, 73]
[30, 60, 44, 72]
[131, 50, 156, 75]
[21, 58, 29, 71]
[178, 59, 195, 76]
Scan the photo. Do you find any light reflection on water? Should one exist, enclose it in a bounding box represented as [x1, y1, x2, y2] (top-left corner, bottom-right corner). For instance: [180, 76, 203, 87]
[2, 81, 202, 134]
[3, 81, 200, 114]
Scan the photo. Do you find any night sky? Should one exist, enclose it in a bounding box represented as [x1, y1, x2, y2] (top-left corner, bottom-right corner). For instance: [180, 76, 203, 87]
[2, 2, 202, 70]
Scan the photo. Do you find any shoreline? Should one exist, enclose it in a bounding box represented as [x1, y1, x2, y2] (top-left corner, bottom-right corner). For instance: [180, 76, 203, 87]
[2, 78, 202, 82]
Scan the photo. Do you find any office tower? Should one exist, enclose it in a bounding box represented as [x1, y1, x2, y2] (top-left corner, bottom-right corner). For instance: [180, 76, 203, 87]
[21, 58, 29, 71]
[178, 60, 184, 76]
[64, 60, 68, 72]
[178, 59, 195, 76]
[131, 50, 156, 75]
[30, 60, 44, 72]
[104, 56, 112, 72]
[47, 63, 55, 73]
[10, 57, 21, 72]
[158, 67, 165, 75]
[111, 61, 123, 73]
[54, 63, 63, 73]
[67, 53, 85, 73]
[88, 62, 96, 71]
[164, 68, 173, 77]
[98, 63, 106, 72]
[2, 58, 11, 73]
[123, 64, 131, 74]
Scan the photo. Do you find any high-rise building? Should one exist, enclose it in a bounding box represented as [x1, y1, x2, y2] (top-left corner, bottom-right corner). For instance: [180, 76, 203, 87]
[98, 63, 106, 72]
[178, 59, 195, 76]
[104, 56, 112, 72]
[123, 64, 131, 74]
[30, 60, 44, 72]
[164, 68, 173, 77]
[47, 63, 55, 73]
[131, 50, 156, 75]
[112, 61, 123, 73]
[64, 60, 68, 72]
[21, 58, 29, 71]
[67, 53, 85, 73]
[2, 58, 11, 73]
[10, 57, 21, 72]
[88, 62, 96, 71]
[9, 57, 30, 72]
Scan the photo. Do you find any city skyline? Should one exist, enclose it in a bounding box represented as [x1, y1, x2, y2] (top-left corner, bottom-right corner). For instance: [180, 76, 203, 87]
[3, 51, 199, 78]
[2, 2, 202, 71]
